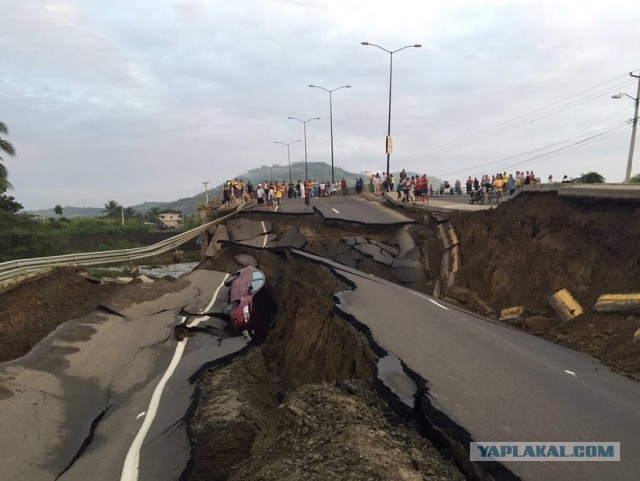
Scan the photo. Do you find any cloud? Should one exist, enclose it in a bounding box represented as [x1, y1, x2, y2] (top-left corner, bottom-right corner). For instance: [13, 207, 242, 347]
[1, 0, 639, 208]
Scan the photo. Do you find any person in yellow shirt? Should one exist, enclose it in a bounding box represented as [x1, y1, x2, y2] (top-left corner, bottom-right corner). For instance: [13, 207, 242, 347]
[275, 185, 283, 211]
[492, 176, 503, 202]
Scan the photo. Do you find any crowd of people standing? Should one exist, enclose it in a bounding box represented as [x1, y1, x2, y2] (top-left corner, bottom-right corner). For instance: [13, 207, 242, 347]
[221, 178, 350, 210]
[220, 168, 557, 210]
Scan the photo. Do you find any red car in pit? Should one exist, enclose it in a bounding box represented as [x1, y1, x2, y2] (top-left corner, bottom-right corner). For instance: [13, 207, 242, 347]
[223, 266, 277, 343]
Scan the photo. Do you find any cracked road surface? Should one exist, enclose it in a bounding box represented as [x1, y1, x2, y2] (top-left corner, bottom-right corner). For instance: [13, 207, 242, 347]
[0, 269, 248, 481]
[293, 249, 640, 481]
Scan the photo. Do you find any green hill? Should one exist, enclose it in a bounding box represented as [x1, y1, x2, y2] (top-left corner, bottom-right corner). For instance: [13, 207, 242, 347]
[27, 162, 443, 218]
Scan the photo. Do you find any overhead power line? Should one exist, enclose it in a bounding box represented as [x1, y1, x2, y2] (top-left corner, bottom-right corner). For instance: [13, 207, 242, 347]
[433, 122, 630, 178]
[397, 71, 638, 165]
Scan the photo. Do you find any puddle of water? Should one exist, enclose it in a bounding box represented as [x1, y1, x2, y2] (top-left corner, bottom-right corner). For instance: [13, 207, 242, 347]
[101, 262, 199, 279]
[137, 262, 199, 278]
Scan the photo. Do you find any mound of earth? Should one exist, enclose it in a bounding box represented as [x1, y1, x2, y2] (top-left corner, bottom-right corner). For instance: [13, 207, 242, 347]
[448, 192, 640, 378]
[0, 268, 126, 363]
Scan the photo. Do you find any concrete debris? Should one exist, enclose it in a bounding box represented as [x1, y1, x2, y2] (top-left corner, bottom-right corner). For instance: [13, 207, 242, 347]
[593, 293, 640, 314]
[227, 218, 273, 241]
[500, 306, 525, 320]
[548, 288, 583, 322]
[235, 254, 258, 267]
[205, 223, 229, 257]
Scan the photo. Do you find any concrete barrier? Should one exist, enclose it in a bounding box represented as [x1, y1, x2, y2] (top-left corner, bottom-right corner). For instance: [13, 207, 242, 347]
[593, 293, 640, 313]
[548, 288, 583, 321]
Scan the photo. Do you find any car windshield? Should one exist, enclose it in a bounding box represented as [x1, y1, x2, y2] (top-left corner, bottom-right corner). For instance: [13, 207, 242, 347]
[250, 270, 265, 292]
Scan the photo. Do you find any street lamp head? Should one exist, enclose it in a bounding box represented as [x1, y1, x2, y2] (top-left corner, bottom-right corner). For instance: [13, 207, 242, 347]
[308, 84, 315, 87]
[346, 85, 352, 88]
[361, 41, 369, 45]
[612, 94, 623, 99]
[414, 44, 422, 48]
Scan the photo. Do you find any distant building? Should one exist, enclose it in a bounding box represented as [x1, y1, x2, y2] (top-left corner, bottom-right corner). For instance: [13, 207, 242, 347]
[157, 213, 183, 227]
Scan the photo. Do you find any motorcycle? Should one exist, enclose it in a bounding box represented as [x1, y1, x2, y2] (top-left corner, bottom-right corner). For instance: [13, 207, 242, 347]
[469, 187, 486, 205]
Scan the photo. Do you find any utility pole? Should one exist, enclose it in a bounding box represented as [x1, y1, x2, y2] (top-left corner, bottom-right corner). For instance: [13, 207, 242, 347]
[625, 73, 640, 183]
[202, 181, 210, 205]
[121, 205, 124, 226]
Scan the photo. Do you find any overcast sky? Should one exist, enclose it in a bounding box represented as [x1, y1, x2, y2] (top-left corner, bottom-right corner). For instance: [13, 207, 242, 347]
[2, 0, 639, 209]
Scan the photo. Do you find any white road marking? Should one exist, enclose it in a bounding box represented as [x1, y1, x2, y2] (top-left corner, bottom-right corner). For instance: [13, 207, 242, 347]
[564, 370, 576, 376]
[261, 221, 268, 248]
[410, 290, 449, 310]
[136, 412, 145, 420]
[120, 274, 228, 481]
[332, 208, 340, 214]
[428, 299, 449, 310]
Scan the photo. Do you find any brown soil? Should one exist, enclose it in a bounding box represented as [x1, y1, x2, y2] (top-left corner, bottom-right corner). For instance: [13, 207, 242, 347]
[189, 249, 464, 481]
[448, 192, 640, 379]
[3, 195, 640, 480]
[0, 268, 125, 363]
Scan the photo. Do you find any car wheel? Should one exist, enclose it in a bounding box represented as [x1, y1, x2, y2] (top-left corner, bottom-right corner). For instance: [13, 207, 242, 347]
[224, 273, 239, 287]
[223, 301, 238, 315]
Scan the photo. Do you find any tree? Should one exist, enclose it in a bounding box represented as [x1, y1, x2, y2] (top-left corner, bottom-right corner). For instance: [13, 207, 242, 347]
[577, 172, 605, 184]
[0, 211, 59, 261]
[103, 200, 121, 219]
[146, 207, 161, 222]
[0, 194, 23, 213]
[629, 173, 640, 184]
[0, 121, 16, 193]
[123, 206, 136, 219]
[54, 205, 63, 216]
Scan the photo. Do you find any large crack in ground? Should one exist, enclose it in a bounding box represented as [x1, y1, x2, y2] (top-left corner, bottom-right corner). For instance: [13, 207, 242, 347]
[55, 393, 114, 480]
[184, 249, 467, 481]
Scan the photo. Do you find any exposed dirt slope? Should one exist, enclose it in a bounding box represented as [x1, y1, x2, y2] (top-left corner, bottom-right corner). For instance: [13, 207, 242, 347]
[0, 269, 125, 362]
[190, 248, 464, 481]
[448, 192, 640, 378]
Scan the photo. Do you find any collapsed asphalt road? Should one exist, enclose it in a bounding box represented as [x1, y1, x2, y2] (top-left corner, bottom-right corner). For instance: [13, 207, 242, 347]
[2, 194, 640, 480]
[295, 250, 640, 481]
[191, 243, 640, 481]
[0, 269, 249, 481]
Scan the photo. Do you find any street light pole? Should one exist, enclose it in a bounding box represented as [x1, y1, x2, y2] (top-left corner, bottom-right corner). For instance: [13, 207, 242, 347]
[202, 181, 210, 205]
[612, 72, 640, 183]
[361, 41, 421, 188]
[274, 140, 301, 184]
[308, 84, 351, 183]
[288, 117, 320, 181]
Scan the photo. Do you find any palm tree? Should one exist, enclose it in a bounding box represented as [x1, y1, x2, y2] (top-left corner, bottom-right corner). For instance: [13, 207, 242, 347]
[123, 206, 136, 219]
[146, 206, 161, 222]
[103, 200, 121, 218]
[0, 122, 16, 192]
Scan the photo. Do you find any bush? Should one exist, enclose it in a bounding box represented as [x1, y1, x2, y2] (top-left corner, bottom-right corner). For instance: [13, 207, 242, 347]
[0, 212, 61, 261]
[47, 217, 151, 237]
[576, 172, 605, 184]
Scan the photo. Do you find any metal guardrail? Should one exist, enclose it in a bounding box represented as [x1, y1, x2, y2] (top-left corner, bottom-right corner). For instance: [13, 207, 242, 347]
[0, 205, 248, 292]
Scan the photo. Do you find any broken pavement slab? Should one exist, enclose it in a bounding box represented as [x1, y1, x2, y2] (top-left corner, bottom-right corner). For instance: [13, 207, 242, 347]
[205, 223, 229, 257]
[342, 237, 399, 266]
[500, 306, 525, 321]
[267, 226, 308, 249]
[238, 233, 277, 248]
[391, 258, 425, 284]
[389, 226, 416, 257]
[548, 288, 583, 322]
[593, 293, 640, 314]
[235, 254, 258, 267]
[227, 218, 272, 241]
